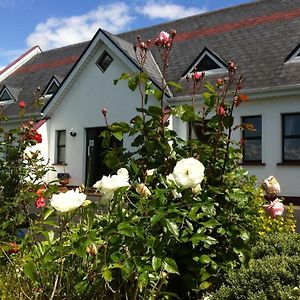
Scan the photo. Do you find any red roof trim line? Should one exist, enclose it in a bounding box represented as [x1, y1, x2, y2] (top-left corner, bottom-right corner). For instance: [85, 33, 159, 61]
[0, 46, 41, 75]
[148, 8, 300, 46]
[14, 56, 80, 75]
[33, 118, 47, 130]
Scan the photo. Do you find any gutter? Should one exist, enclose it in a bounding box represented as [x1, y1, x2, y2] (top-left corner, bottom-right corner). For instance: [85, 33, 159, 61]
[167, 84, 300, 105]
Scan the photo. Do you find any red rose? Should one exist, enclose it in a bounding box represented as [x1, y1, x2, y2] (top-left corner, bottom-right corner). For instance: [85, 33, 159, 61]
[19, 101, 25, 108]
[33, 133, 42, 143]
[35, 197, 46, 208]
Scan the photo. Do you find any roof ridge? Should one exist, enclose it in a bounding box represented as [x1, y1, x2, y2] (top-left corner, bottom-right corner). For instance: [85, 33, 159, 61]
[41, 40, 89, 54]
[118, 0, 262, 37]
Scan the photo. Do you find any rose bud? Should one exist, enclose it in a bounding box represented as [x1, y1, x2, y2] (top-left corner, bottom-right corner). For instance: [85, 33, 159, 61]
[19, 101, 25, 108]
[90, 243, 98, 256]
[101, 107, 108, 117]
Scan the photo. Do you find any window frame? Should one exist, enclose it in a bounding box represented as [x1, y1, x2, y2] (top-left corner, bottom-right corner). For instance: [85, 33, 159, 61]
[56, 130, 66, 164]
[282, 113, 300, 162]
[96, 51, 113, 72]
[242, 115, 262, 163]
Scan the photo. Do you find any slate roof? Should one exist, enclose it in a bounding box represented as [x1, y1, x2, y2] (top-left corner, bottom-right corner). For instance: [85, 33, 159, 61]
[1, 0, 300, 117]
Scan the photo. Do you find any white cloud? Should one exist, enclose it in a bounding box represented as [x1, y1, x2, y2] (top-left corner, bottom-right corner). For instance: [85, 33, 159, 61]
[136, 1, 206, 20]
[0, 48, 27, 69]
[26, 2, 134, 50]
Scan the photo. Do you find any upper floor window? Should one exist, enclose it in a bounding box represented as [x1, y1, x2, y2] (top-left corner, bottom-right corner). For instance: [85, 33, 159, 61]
[0, 89, 12, 102]
[183, 47, 227, 77]
[282, 113, 300, 161]
[43, 76, 61, 97]
[96, 51, 113, 72]
[242, 115, 262, 162]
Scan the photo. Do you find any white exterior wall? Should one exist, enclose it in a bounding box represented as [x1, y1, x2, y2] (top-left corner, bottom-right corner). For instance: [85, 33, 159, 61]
[47, 43, 157, 186]
[171, 95, 300, 197]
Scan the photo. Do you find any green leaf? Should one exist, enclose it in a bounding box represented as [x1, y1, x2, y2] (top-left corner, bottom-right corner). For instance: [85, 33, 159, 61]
[201, 219, 220, 229]
[163, 258, 179, 274]
[191, 233, 205, 246]
[199, 254, 211, 264]
[138, 272, 149, 290]
[24, 262, 38, 282]
[114, 72, 131, 85]
[150, 213, 164, 225]
[117, 223, 134, 237]
[167, 81, 182, 92]
[165, 219, 179, 239]
[43, 208, 54, 220]
[112, 131, 123, 141]
[240, 230, 250, 242]
[128, 75, 139, 91]
[152, 256, 162, 271]
[102, 268, 112, 282]
[199, 281, 212, 290]
[154, 89, 162, 101]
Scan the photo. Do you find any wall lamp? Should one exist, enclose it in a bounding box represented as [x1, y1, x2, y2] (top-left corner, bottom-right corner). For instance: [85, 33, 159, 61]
[70, 128, 77, 137]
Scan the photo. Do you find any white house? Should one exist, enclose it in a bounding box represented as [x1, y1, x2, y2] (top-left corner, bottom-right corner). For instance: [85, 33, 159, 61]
[1, 0, 300, 202]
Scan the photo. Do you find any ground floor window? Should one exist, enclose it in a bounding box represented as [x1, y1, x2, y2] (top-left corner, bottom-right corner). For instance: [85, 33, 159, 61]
[56, 130, 66, 164]
[242, 115, 262, 162]
[282, 113, 300, 161]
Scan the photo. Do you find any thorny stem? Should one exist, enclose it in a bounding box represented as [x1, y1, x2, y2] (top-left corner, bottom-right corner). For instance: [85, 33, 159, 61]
[221, 74, 243, 178]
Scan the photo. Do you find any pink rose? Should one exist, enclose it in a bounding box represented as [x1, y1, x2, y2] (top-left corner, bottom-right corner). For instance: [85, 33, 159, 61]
[218, 105, 225, 116]
[155, 31, 171, 47]
[263, 198, 284, 218]
[193, 72, 203, 81]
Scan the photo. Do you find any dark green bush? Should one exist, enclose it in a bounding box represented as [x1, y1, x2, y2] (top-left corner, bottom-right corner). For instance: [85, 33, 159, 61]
[252, 232, 300, 259]
[208, 255, 300, 300]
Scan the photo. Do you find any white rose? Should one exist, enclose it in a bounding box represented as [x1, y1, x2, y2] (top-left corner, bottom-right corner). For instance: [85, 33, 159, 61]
[50, 188, 87, 212]
[172, 157, 205, 188]
[146, 169, 155, 176]
[93, 168, 130, 201]
[262, 176, 280, 197]
[192, 184, 202, 194]
[136, 183, 151, 197]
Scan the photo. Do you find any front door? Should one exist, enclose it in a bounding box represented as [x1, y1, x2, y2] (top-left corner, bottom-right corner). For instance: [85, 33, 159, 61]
[85, 127, 109, 188]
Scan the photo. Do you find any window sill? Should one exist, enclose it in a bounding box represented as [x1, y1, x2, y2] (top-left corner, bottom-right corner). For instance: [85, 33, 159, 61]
[240, 162, 265, 166]
[277, 162, 300, 166]
[52, 163, 68, 166]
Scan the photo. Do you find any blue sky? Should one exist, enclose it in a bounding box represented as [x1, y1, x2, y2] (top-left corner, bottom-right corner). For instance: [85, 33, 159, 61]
[0, 0, 252, 69]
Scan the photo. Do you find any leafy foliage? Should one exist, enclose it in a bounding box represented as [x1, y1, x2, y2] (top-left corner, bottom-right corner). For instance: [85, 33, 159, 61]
[0, 30, 296, 299]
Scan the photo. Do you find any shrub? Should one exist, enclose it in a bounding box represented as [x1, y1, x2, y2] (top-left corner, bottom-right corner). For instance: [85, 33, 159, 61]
[252, 232, 300, 259]
[208, 255, 300, 300]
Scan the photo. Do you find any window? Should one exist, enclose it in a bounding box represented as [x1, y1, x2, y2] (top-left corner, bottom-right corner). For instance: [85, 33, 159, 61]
[45, 81, 59, 95]
[0, 89, 12, 102]
[183, 47, 227, 77]
[282, 113, 300, 161]
[43, 76, 60, 96]
[195, 54, 222, 72]
[56, 130, 66, 164]
[96, 51, 113, 72]
[242, 116, 262, 162]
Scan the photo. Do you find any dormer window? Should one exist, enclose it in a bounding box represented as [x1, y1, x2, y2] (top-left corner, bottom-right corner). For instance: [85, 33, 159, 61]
[0, 85, 20, 103]
[0, 89, 12, 102]
[285, 44, 300, 63]
[183, 47, 227, 77]
[43, 75, 61, 96]
[96, 51, 113, 72]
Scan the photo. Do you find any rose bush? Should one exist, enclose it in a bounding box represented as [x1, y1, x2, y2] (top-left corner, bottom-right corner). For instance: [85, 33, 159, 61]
[0, 29, 296, 299]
